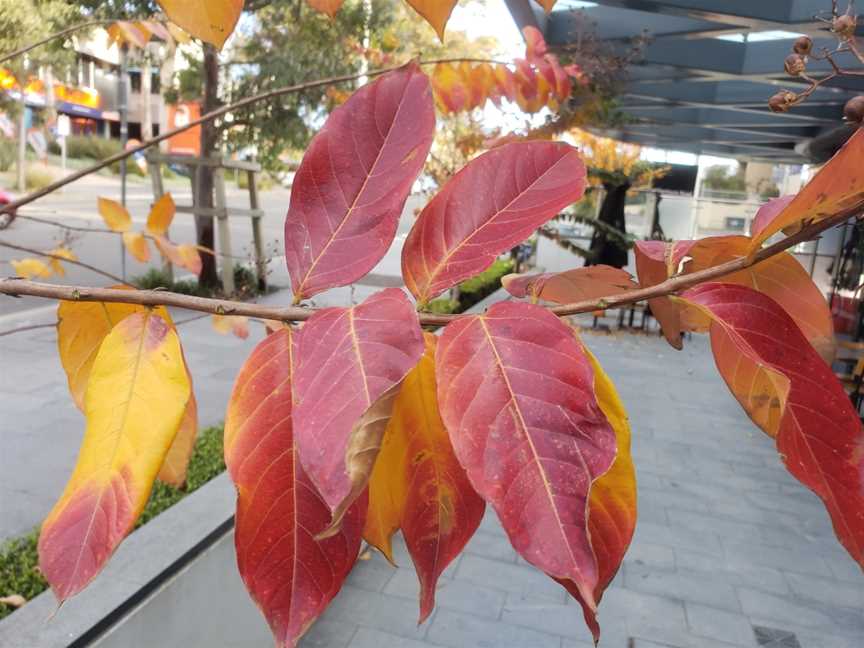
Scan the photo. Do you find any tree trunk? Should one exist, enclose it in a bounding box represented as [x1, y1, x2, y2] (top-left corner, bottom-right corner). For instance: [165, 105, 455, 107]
[587, 182, 630, 268]
[196, 44, 220, 288]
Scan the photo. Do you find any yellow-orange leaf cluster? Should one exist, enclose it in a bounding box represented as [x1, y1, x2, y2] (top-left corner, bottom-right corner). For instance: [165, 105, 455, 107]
[155, 0, 243, 49]
[10, 246, 77, 280]
[97, 194, 202, 275]
[433, 27, 584, 115]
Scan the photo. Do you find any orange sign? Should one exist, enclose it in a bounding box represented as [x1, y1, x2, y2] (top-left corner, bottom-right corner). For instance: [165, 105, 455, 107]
[166, 102, 201, 156]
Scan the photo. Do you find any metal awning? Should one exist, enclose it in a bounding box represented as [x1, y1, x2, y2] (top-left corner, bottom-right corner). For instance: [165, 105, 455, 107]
[505, 0, 864, 162]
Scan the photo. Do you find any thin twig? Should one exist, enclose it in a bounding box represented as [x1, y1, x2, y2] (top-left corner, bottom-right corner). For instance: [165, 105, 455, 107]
[0, 19, 116, 65]
[0, 57, 502, 216]
[0, 240, 129, 285]
[1, 210, 857, 327]
[0, 322, 57, 338]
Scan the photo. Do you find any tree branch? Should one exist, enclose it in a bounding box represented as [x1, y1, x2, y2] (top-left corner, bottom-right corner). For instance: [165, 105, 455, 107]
[0, 240, 129, 285]
[1, 210, 857, 328]
[1, 19, 118, 66]
[0, 57, 502, 216]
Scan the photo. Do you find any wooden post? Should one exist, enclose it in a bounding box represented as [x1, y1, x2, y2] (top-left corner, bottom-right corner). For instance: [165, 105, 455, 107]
[147, 152, 173, 283]
[214, 163, 235, 294]
[247, 169, 267, 291]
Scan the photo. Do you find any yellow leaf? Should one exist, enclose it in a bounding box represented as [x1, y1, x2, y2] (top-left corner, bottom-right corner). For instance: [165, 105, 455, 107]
[122, 232, 151, 263]
[57, 289, 172, 410]
[158, 391, 199, 487]
[39, 311, 191, 601]
[538, 0, 557, 12]
[47, 246, 77, 277]
[166, 22, 191, 44]
[306, 0, 344, 18]
[212, 314, 250, 339]
[98, 197, 132, 232]
[404, 0, 458, 41]
[147, 193, 175, 235]
[156, 0, 244, 49]
[11, 258, 53, 279]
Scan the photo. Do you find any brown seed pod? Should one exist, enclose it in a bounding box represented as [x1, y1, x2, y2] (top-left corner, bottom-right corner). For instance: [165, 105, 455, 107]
[793, 36, 813, 56]
[833, 14, 857, 39]
[784, 54, 806, 76]
[768, 91, 797, 113]
[844, 96, 864, 124]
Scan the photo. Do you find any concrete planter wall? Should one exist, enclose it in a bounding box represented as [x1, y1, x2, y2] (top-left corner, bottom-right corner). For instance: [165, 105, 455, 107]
[0, 474, 269, 648]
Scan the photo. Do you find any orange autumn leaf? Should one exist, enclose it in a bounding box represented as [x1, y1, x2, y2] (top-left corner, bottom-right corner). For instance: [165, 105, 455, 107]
[748, 128, 864, 252]
[404, 0, 458, 41]
[154, 236, 203, 275]
[10, 258, 53, 280]
[47, 246, 77, 277]
[431, 62, 468, 114]
[155, 0, 244, 49]
[98, 197, 132, 232]
[39, 311, 191, 601]
[364, 333, 485, 622]
[306, 0, 344, 18]
[502, 265, 637, 304]
[147, 193, 176, 235]
[157, 391, 199, 487]
[212, 314, 250, 339]
[122, 231, 150, 263]
[538, 0, 557, 12]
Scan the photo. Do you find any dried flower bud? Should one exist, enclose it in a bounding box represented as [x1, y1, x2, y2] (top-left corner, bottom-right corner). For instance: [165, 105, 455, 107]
[784, 54, 806, 76]
[793, 36, 813, 56]
[844, 96, 864, 124]
[768, 91, 797, 113]
[833, 14, 857, 39]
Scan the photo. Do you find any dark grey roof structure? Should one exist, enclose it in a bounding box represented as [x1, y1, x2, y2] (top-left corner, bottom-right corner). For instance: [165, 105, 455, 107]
[504, 0, 864, 161]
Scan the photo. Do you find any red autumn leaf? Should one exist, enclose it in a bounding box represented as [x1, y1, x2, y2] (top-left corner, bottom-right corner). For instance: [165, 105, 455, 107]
[502, 265, 637, 304]
[284, 63, 434, 301]
[748, 128, 864, 252]
[39, 312, 190, 601]
[293, 288, 425, 524]
[436, 301, 617, 613]
[523, 26, 549, 61]
[364, 333, 485, 623]
[224, 327, 364, 647]
[750, 195, 795, 239]
[681, 283, 864, 567]
[402, 141, 586, 304]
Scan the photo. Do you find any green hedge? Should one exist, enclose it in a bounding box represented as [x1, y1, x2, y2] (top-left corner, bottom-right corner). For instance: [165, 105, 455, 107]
[425, 258, 514, 315]
[0, 425, 226, 621]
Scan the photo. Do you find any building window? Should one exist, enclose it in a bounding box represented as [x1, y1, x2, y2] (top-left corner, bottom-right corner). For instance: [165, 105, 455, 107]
[151, 72, 160, 94]
[130, 71, 141, 94]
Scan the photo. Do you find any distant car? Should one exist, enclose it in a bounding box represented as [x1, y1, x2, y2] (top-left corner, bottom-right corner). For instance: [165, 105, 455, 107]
[0, 189, 16, 229]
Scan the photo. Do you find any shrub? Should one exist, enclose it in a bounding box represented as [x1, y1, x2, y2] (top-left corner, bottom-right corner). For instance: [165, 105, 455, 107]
[24, 167, 55, 190]
[0, 425, 226, 620]
[63, 136, 122, 161]
[424, 258, 514, 314]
